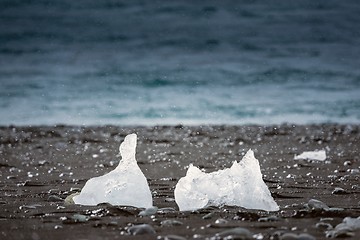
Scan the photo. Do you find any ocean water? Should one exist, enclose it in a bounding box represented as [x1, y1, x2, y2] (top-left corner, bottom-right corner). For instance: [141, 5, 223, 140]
[1, 0, 360, 126]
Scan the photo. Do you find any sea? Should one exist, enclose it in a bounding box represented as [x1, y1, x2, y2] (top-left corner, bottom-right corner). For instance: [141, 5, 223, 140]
[1, 0, 360, 126]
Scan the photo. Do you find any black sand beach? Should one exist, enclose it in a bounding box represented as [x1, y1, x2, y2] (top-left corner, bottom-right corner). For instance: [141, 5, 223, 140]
[0, 124, 359, 239]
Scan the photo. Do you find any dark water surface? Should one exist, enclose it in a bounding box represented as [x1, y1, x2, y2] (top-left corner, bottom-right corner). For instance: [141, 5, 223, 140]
[1, 0, 360, 125]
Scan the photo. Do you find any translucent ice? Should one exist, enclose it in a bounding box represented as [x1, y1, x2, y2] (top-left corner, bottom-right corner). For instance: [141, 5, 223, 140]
[73, 133, 153, 208]
[294, 149, 326, 161]
[174, 149, 279, 211]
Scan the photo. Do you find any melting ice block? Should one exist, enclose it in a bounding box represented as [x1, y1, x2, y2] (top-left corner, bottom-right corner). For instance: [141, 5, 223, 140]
[73, 133, 153, 208]
[294, 150, 326, 161]
[174, 149, 279, 212]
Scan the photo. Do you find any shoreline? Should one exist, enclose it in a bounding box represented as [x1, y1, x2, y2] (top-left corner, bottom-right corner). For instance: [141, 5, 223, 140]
[1, 122, 359, 127]
[0, 124, 359, 239]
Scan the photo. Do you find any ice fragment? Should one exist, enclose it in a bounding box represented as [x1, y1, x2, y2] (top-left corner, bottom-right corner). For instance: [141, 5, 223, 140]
[73, 134, 152, 208]
[174, 149, 279, 211]
[294, 150, 326, 161]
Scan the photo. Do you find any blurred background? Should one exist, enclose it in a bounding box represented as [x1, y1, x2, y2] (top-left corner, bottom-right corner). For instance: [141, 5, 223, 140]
[0, 0, 360, 126]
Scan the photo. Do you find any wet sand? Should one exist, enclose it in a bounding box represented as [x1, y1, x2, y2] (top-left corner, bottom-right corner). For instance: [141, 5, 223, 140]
[0, 124, 359, 239]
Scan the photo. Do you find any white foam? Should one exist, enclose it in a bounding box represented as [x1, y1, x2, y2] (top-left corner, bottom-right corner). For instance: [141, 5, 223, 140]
[174, 149, 279, 211]
[73, 133, 153, 208]
[294, 150, 326, 161]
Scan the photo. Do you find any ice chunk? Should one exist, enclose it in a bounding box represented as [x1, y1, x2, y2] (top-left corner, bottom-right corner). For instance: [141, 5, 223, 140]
[174, 149, 279, 211]
[294, 150, 326, 161]
[73, 133, 152, 208]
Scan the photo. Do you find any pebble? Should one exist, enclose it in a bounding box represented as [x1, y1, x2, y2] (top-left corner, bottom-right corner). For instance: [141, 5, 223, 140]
[139, 206, 158, 216]
[38, 160, 49, 166]
[163, 235, 187, 240]
[216, 227, 253, 239]
[127, 224, 156, 235]
[214, 218, 228, 225]
[62, 214, 89, 224]
[299, 199, 344, 217]
[326, 228, 355, 238]
[23, 180, 45, 186]
[47, 195, 63, 202]
[19, 204, 42, 209]
[192, 234, 204, 238]
[349, 169, 360, 174]
[315, 222, 333, 230]
[279, 233, 316, 240]
[202, 212, 214, 219]
[54, 225, 63, 229]
[70, 187, 81, 192]
[165, 197, 176, 202]
[160, 219, 183, 227]
[343, 161, 352, 166]
[306, 199, 329, 211]
[48, 189, 60, 194]
[72, 214, 89, 222]
[332, 187, 347, 195]
[157, 207, 177, 214]
[326, 216, 360, 238]
[258, 215, 280, 222]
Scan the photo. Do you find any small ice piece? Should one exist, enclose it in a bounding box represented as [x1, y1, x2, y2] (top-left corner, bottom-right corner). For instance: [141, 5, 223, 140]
[73, 134, 152, 208]
[174, 149, 279, 211]
[294, 149, 326, 161]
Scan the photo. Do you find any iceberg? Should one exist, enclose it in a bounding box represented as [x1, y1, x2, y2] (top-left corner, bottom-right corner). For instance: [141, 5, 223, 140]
[174, 149, 279, 212]
[73, 133, 153, 208]
[294, 149, 326, 161]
